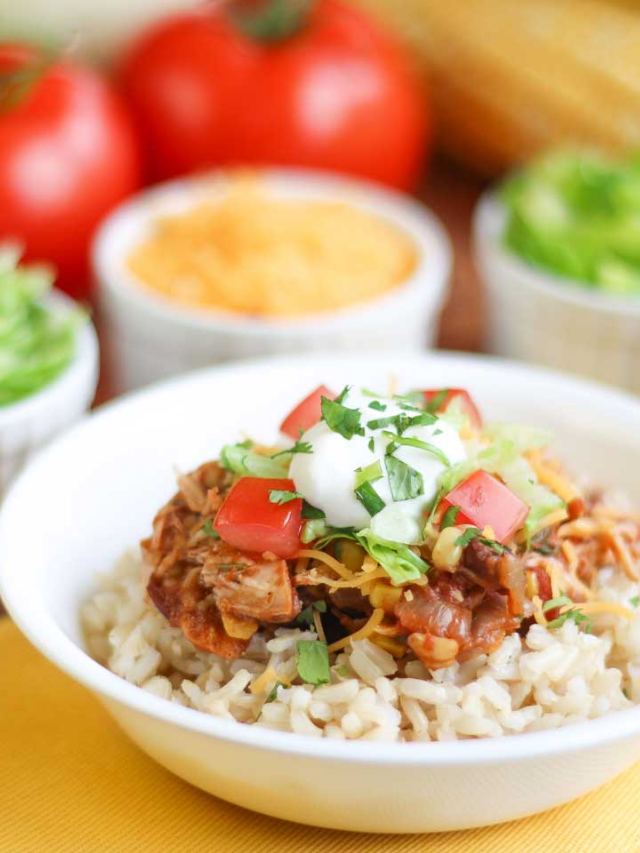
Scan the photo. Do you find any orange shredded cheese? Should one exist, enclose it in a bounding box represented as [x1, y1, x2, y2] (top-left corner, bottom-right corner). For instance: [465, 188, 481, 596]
[128, 177, 417, 317]
[250, 666, 278, 695]
[529, 452, 582, 503]
[609, 533, 640, 582]
[560, 540, 595, 600]
[516, 507, 569, 542]
[297, 549, 353, 580]
[327, 609, 385, 652]
[531, 595, 548, 627]
[305, 568, 389, 589]
[561, 601, 636, 620]
[313, 609, 326, 643]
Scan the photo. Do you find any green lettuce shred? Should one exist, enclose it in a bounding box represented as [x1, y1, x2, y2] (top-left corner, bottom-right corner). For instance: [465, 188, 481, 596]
[0, 246, 81, 406]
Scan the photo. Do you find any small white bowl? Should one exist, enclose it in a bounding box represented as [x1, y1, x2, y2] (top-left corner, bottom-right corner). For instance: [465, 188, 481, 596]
[93, 169, 451, 392]
[474, 192, 640, 394]
[2, 351, 640, 833]
[0, 292, 98, 498]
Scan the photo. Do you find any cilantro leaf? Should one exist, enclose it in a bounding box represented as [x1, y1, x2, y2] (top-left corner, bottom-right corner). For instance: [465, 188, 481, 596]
[454, 527, 506, 553]
[381, 431, 451, 467]
[202, 519, 220, 538]
[265, 681, 288, 703]
[542, 595, 573, 612]
[296, 640, 330, 685]
[268, 489, 303, 505]
[271, 439, 313, 459]
[296, 600, 328, 627]
[302, 500, 325, 520]
[631, 596, 640, 608]
[385, 454, 423, 501]
[440, 505, 460, 530]
[368, 438, 375, 452]
[321, 392, 364, 440]
[368, 400, 387, 411]
[367, 412, 437, 435]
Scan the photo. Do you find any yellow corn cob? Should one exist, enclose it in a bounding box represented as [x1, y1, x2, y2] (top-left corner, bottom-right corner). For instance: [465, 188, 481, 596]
[353, 0, 640, 175]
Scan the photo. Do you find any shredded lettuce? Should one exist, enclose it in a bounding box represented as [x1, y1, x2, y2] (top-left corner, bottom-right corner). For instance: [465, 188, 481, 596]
[220, 443, 289, 478]
[501, 150, 640, 293]
[436, 439, 563, 536]
[0, 246, 81, 406]
[356, 528, 429, 585]
[483, 422, 552, 453]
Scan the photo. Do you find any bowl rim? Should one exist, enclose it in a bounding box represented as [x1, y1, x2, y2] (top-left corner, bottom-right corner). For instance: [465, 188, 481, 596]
[3, 350, 640, 766]
[0, 290, 99, 429]
[473, 190, 640, 318]
[92, 167, 452, 335]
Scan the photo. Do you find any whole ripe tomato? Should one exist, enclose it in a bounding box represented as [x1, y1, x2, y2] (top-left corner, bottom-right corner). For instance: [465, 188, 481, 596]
[0, 44, 142, 299]
[120, 0, 428, 190]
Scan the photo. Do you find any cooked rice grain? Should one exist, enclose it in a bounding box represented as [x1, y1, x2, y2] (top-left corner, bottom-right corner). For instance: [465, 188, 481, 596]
[81, 551, 639, 743]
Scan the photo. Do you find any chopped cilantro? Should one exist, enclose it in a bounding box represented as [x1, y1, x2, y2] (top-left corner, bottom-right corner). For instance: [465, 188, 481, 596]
[354, 480, 386, 516]
[265, 681, 288, 703]
[385, 454, 423, 501]
[630, 596, 640, 608]
[543, 595, 594, 631]
[321, 389, 364, 440]
[392, 391, 425, 409]
[202, 519, 220, 538]
[296, 600, 328, 628]
[542, 595, 573, 612]
[268, 488, 303, 505]
[440, 505, 460, 530]
[271, 439, 313, 458]
[454, 527, 506, 554]
[368, 437, 375, 452]
[302, 500, 325, 520]
[381, 431, 450, 467]
[368, 400, 387, 411]
[296, 640, 330, 686]
[532, 543, 557, 556]
[367, 412, 437, 435]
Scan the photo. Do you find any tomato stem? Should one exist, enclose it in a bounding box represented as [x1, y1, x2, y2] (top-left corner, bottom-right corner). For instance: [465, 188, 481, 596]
[228, 0, 314, 43]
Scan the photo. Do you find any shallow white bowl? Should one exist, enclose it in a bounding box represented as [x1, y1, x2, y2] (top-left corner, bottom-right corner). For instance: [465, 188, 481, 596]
[93, 169, 451, 392]
[474, 192, 640, 394]
[0, 292, 98, 499]
[2, 352, 640, 834]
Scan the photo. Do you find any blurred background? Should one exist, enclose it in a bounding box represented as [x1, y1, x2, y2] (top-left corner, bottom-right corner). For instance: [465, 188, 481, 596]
[3, 0, 640, 470]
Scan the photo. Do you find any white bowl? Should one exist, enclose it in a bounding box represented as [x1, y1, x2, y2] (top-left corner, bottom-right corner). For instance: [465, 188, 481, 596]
[0, 292, 98, 499]
[93, 170, 451, 392]
[474, 192, 640, 394]
[2, 352, 640, 834]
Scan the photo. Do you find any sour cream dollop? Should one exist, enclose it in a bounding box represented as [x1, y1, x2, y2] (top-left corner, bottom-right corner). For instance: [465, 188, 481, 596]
[289, 388, 467, 544]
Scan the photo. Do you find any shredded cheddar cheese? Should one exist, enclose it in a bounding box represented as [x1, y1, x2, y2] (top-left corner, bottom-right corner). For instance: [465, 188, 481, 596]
[128, 177, 417, 317]
[297, 550, 353, 580]
[529, 451, 582, 503]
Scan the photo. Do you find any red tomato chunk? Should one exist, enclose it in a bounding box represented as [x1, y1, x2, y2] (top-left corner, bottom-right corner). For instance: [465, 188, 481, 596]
[214, 477, 303, 559]
[280, 385, 335, 438]
[442, 469, 528, 544]
[422, 388, 482, 430]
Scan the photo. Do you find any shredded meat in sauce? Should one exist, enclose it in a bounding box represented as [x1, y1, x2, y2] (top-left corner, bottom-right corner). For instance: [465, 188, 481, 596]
[142, 461, 558, 668]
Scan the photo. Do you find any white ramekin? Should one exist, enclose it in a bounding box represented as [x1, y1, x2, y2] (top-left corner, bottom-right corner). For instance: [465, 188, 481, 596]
[93, 169, 451, 392]
[0, 292, 99, 499]
[474, 192, 640, 395]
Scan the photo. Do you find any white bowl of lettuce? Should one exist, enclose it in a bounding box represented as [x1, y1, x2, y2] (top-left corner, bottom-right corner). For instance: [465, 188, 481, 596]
[474, 150, 640, 394]
[0, 247, 98, 497]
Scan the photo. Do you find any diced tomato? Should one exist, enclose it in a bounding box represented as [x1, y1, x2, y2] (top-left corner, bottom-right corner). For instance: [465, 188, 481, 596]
[214, 478, 303, 559]
[441, 469, 528, 543]
[280, 385, 335, 438]
[422, 388, 482, 430]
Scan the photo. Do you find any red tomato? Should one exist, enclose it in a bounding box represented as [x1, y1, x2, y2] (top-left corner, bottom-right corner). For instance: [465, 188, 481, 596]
[422, 389, 482, 430]
[280, 384, 335, 438]
[120, 0, 428, 189]
[0, 44, 142, 299]
[214, 477, 303, 559]
[442, 470, 529, 544]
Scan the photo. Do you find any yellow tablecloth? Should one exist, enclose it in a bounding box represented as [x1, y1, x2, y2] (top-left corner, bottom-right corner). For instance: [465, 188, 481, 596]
[2, 618, 640, 853]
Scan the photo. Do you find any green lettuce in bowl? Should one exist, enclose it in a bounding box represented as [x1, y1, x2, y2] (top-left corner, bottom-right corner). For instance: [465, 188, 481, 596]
[0, 246, 84, 406]
[501, 150, 640, 295]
